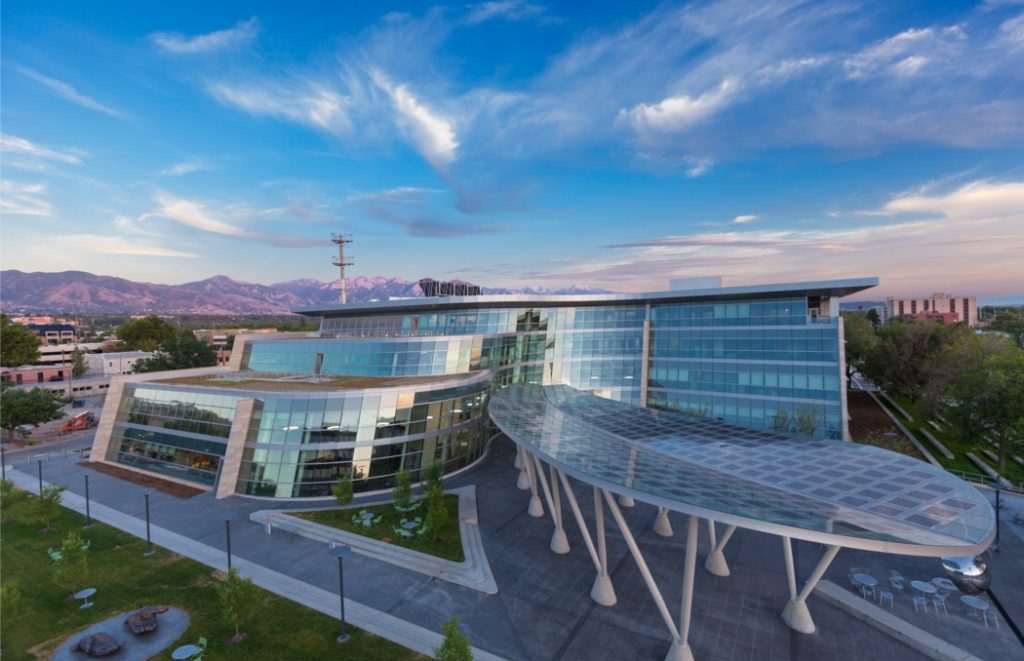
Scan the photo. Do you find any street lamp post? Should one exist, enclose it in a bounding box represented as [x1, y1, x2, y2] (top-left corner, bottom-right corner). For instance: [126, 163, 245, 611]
[224, 511, 236, 571]
[143, 489, 154, 556]
[37, 459, 43, 494]
[329, 544, 352, 643]
[1, 446, 6, 481]
[84, 474, 92, 528]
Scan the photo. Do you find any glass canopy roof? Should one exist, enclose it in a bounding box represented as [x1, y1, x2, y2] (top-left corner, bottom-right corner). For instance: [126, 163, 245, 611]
[489, 384, 994, 556]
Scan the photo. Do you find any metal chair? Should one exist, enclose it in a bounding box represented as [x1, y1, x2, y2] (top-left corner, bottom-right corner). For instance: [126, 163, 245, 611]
[983, 611, 999, 629]
[878, 589, 894, 609]
[931, 595, 948, 614]
[912, 595, 929, 613]
[888, 577, 905, 595]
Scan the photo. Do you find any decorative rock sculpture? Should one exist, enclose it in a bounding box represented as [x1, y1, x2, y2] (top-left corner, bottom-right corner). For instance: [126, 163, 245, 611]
[125, 606, 169, 635]
[73, 632, 124, 657]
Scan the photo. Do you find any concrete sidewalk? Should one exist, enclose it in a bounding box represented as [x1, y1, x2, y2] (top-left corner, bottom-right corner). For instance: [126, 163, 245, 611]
[6, 467, 509, 661]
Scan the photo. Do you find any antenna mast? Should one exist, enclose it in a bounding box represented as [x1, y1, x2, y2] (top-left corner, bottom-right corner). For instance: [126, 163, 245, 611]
[331, 233, 353, 304]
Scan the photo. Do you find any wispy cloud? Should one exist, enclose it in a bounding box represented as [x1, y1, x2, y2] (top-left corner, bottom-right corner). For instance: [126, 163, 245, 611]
[733, 214, 758, 224]
[345, 187, 444, 204]
[207, 80, 354, 136]
[55, 234, 198, 258]
[463, 1, 550, 26]
[139, 193, 323, 247]
[619, 78, 739, 138]
[843, 26, 966, 79]
[159, 160, 207, 176]
[518, 177, 1024, 296]
[151, 17, 259, 54]
[0, 134, 84, 170]
[15, 66, 129, 119]
[371, 70, 459, 170]
[0, 181, 52, 216]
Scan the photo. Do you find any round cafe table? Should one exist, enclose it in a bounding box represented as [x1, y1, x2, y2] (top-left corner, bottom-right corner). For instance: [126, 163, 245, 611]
[960, 595, 989, 620]
[852, 573, 877, 598]
[911, 580, 937, 595]
[73, 587, 97, 609]
[171, 644, 198, 660]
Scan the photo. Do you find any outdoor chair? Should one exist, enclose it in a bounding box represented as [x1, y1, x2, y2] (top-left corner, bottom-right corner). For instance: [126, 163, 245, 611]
[912, 595, 929, 613]
[983, 611, 1000, 629]
[860, 584, 876, 601]
[373, 514, 382, 525]
[889, 569, 904, 581]
[931, 595, 948, 614]
[878, 589, 894, 609]
[193, 636, 207, 660]
[888, 577, 904, 595]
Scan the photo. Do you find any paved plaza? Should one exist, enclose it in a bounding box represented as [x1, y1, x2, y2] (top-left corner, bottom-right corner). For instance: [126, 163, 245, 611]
[6, 435, 1023, 660]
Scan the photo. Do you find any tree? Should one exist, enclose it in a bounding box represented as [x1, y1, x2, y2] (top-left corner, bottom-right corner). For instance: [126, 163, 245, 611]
[392, 468, 413, 511]
[71, 349, 87, 378]
[865, 308, 881, 326]
[0, 479, 22, 521]
[424, 485, 449, 542]
[133, 329, 217, 373]
[842, 313, 877, 379]
[0, 313, 41, 368]
[864, 321, 966, 401]
[115, 315, 178, 352]
[35, 484, 65, 531]
[924, 334, 1024, 470]
[52, 531, 91, 597]
[423, 460, 444, 494]
[434, 616, 473, 661]
[332, 471, 353, 511]
[214, 568, 269, 644]
[1, 582, 22, 623]
[0, 386, 66, 443]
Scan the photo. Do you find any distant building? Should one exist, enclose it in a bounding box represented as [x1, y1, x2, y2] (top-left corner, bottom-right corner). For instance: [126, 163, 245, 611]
[86, 351, 154, 376]
[26, 323, 76, 345]
[1, 364, 71, 386]
[886, 293, 977, 326]
[901, 311, 960, 325]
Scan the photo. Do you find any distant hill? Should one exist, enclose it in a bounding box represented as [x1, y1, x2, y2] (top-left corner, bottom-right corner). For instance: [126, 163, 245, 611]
[0, 270, 611, 315]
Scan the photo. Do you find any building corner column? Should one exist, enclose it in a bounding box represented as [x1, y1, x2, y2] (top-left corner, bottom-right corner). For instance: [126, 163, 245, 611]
[216, 398, 257, 499]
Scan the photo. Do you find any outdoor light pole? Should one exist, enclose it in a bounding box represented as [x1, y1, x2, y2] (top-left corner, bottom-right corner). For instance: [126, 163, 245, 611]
[329, 545, 352, 643]
[143, 489, 154, 556]
[84, 474, 92, 528]
[1, 446, 6, 480]
[224, 511, 236, 571]
[37, 459, 43, 494]
[994, 490, 1001, 552]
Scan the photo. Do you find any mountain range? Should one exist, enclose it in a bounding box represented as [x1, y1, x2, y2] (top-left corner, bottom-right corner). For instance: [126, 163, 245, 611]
[0, 270, 611, 315]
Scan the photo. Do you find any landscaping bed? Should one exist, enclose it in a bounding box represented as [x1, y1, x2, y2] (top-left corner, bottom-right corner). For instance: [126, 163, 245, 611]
[293, 495, 464, 563]
[846, 390, 924, 460]
[0, 491, 422, 661]
[77, 462, 205, 499]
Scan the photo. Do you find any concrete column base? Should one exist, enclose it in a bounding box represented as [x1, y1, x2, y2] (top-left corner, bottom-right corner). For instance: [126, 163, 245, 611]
[665, 639, 695, 661]
[781, 599, 815, 634]
[514, 449, 523, 470]
[517, 468, 531, 490]
[704, 550, 730, 577]
[550, 528, 570, 554]
[591, 573, 617, 606]
[528, 495, 544, 517]
[653, 510, 673, 537]
[617, 494, 635, 508]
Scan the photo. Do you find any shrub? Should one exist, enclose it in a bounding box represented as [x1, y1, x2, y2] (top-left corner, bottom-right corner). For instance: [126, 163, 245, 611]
[1, 582, 22, 621]
[434, 615, 473, 661]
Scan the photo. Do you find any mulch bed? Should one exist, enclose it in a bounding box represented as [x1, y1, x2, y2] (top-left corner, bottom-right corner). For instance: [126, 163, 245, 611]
[846, 390, 925, 460]
[78, 461, 206, 499]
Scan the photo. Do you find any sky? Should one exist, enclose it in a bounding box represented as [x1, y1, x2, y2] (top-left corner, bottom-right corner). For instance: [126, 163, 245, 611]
[1, 0, 1023, 298]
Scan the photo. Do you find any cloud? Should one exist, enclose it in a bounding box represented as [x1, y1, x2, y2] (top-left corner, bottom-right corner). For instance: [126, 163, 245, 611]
[733, 214, 758, 224]
[0, 134, 84, 170]
[15, 66, 129, 119]
[464, 1, 548, 25]
[55, 234, 197, 258]
[151, 17, 259, 54]
[0, 181, 52, 216]
[345, 187, 444, 204]
[159, 161, 206, 176]
[207, 80, 354, 135]
[843, 27, 966, 80]
[371, 71, 459, 169]
[139, 193, 323, 247]
[517, 177, 1024, 296]
[619, 78, 739, 138]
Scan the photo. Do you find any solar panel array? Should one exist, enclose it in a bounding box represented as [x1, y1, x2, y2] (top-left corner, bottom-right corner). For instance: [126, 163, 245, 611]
[490, 384, 993, 551]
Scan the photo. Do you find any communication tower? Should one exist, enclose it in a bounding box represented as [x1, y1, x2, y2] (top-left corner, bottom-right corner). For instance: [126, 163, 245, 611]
[331, 233, 353, 303]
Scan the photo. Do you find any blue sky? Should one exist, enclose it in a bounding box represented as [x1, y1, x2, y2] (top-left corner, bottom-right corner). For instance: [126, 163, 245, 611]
[2, 0, 1022, 297]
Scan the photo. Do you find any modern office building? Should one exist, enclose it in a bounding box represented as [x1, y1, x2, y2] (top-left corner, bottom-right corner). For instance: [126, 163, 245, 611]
[886, 292, 977, 326]
[90, 277, 878, 499]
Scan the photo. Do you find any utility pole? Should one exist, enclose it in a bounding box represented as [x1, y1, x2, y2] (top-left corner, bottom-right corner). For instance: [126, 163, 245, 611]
[331, 233, 353, 304]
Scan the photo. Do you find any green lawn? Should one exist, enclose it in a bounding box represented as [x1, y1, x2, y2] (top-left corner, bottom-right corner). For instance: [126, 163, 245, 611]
[0, 491, 423, 661]
[881, 392, 1024, 486]
[293, 495, 464, 563]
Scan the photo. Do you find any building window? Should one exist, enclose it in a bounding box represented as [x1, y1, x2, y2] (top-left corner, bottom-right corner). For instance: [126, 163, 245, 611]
[911, 301, 917, 314]
[963, 298, 970, 322]
[898, 301, 904, 315]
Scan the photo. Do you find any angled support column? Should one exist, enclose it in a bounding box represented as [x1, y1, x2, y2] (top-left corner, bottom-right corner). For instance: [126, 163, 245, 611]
[591, 486, 617, 605]
[532, 454, 569, 553]
[666, 515, 699, 661]
[603, 489, 684, 654]
[516, 444, 531, 490]
[514, 445, 523, 470]
[522, 450, 544, 517]
[654, 507, 673, 537]
[704, 522, 736, 577]
[780, 538, 840, 634]
[557, 470, 616, 606]
[618, 494, 636, 508]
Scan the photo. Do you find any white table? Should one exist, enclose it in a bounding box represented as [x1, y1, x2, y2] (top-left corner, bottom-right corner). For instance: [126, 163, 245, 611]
[911, 580, 937, 595]
[171, 644, 198, 660]
[932, 577, 957, 592]
[73, 587, 96, 609]
[960, 595, 989, 620]
[852, 573, 877, 599]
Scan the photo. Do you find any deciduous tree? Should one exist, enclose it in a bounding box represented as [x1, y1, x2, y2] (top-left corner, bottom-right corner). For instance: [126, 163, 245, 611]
[52, 531, 91, 597]
[0, 386, 66, 442]
[332, 471, 353, 511]
[0, 314, 41, 367]
[214, 568, 269, 644]
[35, 485, 65, 531]
[842, 313, 877, 379]
[115, 315, 178, 352]
[133, 329, 217, 372]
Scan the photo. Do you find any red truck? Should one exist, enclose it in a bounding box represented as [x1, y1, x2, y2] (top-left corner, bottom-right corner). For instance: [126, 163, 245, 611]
[61, 411, 97, 433]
